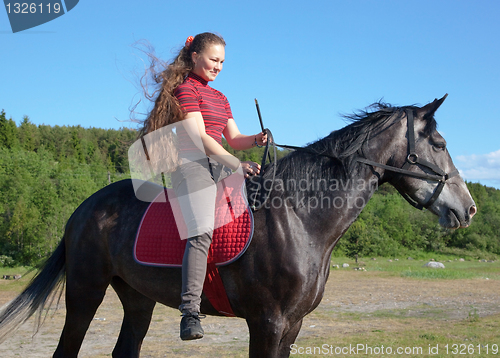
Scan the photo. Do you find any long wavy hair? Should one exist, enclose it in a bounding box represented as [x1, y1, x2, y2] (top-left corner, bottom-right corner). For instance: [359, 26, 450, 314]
[134, 32, 226, 173]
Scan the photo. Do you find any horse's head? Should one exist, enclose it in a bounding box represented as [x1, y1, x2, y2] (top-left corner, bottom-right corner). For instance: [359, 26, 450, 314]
[386, 95, 476, 229]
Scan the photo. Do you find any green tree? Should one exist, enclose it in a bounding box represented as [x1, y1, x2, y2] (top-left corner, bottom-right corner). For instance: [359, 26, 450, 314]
[0, 110, 19, 149]
[1, 112, 499, 265]
[18, 116, 39, 152]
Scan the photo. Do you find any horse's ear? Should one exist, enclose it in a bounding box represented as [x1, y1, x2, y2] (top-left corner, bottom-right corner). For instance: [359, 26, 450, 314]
[416, 94, 448, 118]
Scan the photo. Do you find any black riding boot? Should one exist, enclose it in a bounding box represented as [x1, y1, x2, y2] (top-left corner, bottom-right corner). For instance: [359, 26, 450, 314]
[180, 311, 204, 340]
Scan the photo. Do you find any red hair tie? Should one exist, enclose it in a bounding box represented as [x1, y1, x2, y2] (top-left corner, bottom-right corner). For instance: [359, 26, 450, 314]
[185, 36, 194, 48]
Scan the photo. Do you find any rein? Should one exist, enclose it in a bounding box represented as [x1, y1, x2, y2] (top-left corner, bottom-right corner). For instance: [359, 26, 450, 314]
[249, 128, 277, 211]
[251, 109, 458, 211]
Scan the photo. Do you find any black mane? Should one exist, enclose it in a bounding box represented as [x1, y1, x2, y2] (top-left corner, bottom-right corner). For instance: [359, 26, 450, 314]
[256, 102, 438, 198]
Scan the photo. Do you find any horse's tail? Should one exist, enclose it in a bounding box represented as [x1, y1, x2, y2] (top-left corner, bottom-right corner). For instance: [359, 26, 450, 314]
[0, 239, 66, 343]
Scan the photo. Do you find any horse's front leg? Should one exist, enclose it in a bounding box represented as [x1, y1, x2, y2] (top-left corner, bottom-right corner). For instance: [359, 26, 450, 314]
[247, 313, 286, 358]
[247, 316, 303, 357]
[278, 318, 303, 358]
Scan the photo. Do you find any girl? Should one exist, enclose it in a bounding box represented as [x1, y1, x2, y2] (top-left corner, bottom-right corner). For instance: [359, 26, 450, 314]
[139, 32, 267, 340]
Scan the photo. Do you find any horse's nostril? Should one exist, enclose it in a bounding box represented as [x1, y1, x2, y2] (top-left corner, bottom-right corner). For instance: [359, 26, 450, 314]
[469, 205, 477, 218]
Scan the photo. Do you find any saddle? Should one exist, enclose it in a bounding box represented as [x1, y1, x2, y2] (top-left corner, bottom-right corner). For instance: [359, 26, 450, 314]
[133, 175, 253, 316]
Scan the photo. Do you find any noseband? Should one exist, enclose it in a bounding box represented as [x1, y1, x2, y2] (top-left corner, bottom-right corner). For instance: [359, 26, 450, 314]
[256, 110, 459, 211]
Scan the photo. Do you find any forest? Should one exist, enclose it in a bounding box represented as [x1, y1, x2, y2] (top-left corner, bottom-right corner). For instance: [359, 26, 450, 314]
[0, 109, 499, 266]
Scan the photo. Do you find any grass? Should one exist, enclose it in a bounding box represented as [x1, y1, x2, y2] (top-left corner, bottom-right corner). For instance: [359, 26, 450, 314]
[292, 255, 500, 357]
[1, 257, 499, 357]
[0, 266, 35, 292]
[290, 314, 500, 357]
[0, 266, 33, 276]
[330, 255, 500, 280]
[400, 269, 478, 279]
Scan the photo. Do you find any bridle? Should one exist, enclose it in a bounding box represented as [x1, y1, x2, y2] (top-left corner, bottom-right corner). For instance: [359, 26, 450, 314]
[251, 109, 459, 211]
[356, 109, 459, 210]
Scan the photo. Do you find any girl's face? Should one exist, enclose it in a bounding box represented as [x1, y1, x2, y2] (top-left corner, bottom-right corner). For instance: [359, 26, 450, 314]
[191, 44, 225, 82]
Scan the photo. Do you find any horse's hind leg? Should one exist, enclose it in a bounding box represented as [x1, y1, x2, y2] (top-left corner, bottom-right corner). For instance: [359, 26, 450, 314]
[111, 277, 156, 358]
[53, 273, 110, 358]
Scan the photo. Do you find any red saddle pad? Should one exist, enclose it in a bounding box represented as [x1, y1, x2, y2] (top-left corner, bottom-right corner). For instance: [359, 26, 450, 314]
[134, 178, 253, 267]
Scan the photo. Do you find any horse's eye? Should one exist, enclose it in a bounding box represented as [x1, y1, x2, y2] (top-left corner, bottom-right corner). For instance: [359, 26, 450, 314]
[433, 142, 446, 151]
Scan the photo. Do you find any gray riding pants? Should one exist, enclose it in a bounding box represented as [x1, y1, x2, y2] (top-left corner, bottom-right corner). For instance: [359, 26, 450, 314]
[171, 158, 230, 313]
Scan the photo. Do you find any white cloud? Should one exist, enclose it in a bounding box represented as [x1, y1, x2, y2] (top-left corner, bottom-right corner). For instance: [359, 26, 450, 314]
[455, 149, 500, 188]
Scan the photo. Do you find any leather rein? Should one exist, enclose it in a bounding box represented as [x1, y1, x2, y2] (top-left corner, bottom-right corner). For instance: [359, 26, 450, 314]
[251, 110, 459, 211]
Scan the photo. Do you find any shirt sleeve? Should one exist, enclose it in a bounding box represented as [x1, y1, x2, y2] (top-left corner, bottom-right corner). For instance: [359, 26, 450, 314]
[174, 84, 200, 113]
[222, 94, 233, 119]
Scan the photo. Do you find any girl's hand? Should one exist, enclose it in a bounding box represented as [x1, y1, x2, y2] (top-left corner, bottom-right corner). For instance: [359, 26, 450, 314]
[255, 131, 268, 147]
[241, 161, 261, 178]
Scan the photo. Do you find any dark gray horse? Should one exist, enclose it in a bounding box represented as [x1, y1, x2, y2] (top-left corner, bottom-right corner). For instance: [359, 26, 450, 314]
[0, 95, 476, 357]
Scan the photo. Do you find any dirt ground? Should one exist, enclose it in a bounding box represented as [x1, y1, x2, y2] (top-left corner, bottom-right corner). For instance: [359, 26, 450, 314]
[0, 269, 498, 357]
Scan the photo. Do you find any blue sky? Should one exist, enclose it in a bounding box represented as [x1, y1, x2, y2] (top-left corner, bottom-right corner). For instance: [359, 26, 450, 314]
[2, 0, 499, 188]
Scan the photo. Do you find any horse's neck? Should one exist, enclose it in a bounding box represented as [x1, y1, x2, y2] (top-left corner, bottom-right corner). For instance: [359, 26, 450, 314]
[314, 123, 401, 245]
[270, 122, 399, 257]
[309, 168, 379, 246]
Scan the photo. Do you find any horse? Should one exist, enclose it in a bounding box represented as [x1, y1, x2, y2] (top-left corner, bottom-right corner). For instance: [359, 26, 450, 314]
[0, 95, 476, 357]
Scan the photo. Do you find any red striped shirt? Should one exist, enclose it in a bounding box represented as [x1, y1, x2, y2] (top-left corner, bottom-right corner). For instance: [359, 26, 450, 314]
[175, 72, 233, 145]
